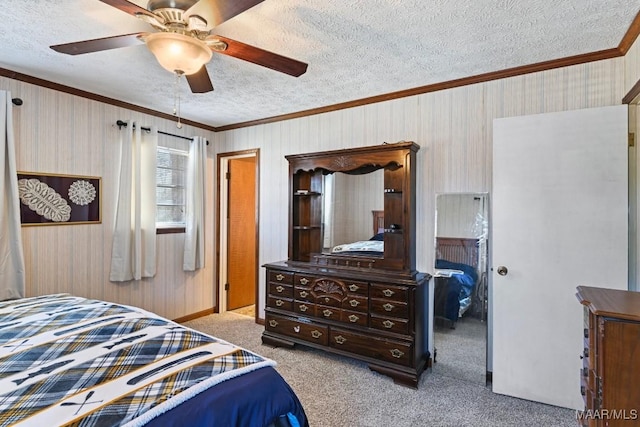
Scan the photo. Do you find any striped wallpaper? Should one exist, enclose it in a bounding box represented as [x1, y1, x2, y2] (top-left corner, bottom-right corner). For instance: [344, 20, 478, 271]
[213, 54, 631, 318]
[1, 35, 639, 320]
[1, 76, 216, 320]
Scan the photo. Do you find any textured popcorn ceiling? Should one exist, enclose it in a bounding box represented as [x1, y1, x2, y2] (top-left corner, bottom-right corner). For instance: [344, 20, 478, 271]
[0, 1, 637, 128]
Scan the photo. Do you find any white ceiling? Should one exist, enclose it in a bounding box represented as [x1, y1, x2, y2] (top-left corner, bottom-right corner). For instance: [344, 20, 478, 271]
[0, 1, 638, 129]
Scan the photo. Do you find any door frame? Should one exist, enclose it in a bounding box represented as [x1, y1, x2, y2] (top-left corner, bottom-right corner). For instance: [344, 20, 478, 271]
[216, 149, 260, 321]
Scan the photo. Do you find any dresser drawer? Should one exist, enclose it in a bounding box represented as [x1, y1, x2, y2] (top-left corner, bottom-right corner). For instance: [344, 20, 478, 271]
[310, 277, 349, 307]
[370, 298, 409, 318]
[267, 295, 293, 311]
[295, 287, 313, 301]
[269, 270, 293, 285]
[344, 295, 368, 313]
[294, 301, 315, 316]
[329, 327, 412, 366]
[294, 273, 319, 287]
[343, 280, 368, 297]
[370, 284, 409, 302]
[268, 282, 293, 299]
[265, 313, 329, 346]
[317, 304, 341, 321]
[370, 314, 409, 335]
[341, 309, 367, 327]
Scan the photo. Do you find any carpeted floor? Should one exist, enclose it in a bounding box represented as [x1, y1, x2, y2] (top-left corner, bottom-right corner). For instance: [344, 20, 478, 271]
[433, 316, 487, 385]
[183, 312, 578, 427]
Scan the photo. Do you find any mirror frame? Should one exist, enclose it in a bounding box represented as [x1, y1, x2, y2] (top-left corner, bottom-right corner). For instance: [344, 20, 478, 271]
[286, 142, 420, 276]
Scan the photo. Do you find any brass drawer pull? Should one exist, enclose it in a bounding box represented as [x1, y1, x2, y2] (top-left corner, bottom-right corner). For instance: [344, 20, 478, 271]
[275, 299, 284, 307]
[269, 320, 278, 327]
[294, 325, 300, 333]
[311, 330, 323, 339]
[334, 335, 347, 344]
[299, 304, 309, 312]
[382, 289, 395, 297]
[299, 277, 309, 285]
[383, 303, 395, 312]
[348, 284, 360, 292]
[390, 349, 404, 358]
[275, 285, 285, 293]
[323, 309, 333, 317]
[348, 314, 359, 323]
[276, 274, 284, 281]
[299, 291, 309, 298]
[349, 299, 360, 307]
[382, 320, 395, 328]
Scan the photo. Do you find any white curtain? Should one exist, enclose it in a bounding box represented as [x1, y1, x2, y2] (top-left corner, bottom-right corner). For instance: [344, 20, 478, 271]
[110, 122, 157, 281]
[0, 92, 25, 299]
[183, 136, 206, 271]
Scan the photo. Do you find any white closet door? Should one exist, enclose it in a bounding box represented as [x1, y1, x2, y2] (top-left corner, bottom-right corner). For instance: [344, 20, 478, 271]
[492, 105, 628, 409]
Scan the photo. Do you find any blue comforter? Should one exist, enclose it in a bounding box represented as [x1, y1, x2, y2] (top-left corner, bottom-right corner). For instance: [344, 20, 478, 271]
[435, 259, 478, 322]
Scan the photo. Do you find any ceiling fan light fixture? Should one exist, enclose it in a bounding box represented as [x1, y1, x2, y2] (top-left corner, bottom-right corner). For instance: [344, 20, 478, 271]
[145, 32, 212, 75]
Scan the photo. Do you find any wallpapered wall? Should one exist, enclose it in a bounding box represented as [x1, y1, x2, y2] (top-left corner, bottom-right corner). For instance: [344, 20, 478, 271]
[2, 35, 639, 321]
[0, 76, 216, 320]
[212, 54, 631, 319]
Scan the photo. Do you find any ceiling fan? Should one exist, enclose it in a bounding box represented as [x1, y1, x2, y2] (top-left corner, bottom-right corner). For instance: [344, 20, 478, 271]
[50, 0, 308, 93]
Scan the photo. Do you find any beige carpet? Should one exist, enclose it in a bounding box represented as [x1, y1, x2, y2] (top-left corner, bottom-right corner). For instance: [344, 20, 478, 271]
[433, 316, 487, 385]
[184, 312, 577, 427]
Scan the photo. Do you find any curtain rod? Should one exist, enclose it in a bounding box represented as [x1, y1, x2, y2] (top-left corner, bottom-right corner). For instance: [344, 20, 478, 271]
[115, 120, 208, 145]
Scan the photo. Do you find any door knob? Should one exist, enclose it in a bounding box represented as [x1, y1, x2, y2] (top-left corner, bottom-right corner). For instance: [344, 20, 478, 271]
[497, 266, 508, 276]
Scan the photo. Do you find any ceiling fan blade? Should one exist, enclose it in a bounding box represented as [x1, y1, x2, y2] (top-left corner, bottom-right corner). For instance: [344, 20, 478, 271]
[50, 33, 146, 55]
[184, 0, 264, 29]
[98, 0, 157, 19]
[186, 67, 214, 93]
[213, 36, 308, 77]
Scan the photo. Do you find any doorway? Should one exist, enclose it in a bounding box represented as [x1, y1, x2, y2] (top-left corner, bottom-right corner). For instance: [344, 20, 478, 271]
[433, 192, 489, 385]
[217, 150, 259, 320]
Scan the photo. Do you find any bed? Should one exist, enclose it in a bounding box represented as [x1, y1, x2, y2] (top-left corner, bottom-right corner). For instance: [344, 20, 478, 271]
[434, 237, 484, 327]
[0, 294, 307, 427]
[328, 209, 385, 256]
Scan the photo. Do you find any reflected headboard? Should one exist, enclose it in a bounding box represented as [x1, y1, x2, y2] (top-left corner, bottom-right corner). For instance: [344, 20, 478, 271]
[372, 210, 384, 235]
[435, 237, 479, 269]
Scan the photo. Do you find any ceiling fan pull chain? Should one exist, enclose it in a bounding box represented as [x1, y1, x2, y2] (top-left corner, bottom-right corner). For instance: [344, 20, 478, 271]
[173, 72, 183, 129]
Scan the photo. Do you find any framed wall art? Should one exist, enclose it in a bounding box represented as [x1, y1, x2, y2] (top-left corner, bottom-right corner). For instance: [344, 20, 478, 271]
[17, 172, 101, 226]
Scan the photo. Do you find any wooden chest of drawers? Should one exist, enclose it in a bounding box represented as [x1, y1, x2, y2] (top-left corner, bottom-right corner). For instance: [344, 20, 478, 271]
[576, 286, 640, 427]
[262, 262, 430, 388]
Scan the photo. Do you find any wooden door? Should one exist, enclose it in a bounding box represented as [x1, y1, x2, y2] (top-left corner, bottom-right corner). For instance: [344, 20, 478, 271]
[227, 157, 257, 310]
[492, 105, 628, 410]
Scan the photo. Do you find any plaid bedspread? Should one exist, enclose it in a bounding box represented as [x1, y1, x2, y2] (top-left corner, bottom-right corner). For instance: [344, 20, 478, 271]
[0, 294, 275, 427]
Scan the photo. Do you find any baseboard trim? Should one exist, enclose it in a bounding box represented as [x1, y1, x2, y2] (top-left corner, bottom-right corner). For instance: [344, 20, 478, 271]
[173, 307, 216, 323]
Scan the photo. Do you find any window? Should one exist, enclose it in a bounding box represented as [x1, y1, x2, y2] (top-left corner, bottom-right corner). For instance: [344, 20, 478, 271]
[156, 146, 188, 230]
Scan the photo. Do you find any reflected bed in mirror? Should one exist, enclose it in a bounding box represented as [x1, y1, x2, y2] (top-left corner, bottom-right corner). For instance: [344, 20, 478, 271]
[434, 193, 489, 327]
[322, 169, 384, 257]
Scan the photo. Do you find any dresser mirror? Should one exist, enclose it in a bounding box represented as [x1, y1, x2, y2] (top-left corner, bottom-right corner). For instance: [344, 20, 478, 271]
[433, 192, 489, 384]
[321, 168, 384, 255]
[288, 142, 418, 273]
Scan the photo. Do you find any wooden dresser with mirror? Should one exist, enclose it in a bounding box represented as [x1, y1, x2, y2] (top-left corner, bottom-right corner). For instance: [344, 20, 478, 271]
[262, 141, 431, 388]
